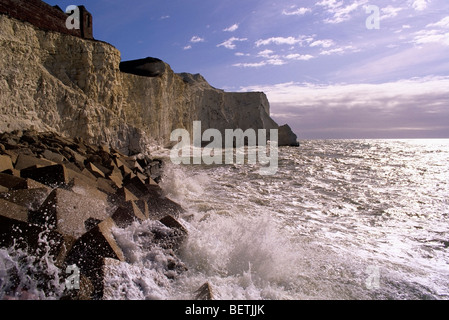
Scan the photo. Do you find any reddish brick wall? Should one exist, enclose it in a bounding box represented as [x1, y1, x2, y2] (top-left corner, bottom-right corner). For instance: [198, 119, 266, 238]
[0, 0, 93, 39]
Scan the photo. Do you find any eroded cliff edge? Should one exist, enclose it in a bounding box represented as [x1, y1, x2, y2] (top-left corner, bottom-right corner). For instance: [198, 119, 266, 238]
[0, 14, 298, 155]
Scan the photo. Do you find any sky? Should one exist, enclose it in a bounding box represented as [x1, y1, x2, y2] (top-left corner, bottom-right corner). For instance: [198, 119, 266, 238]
[48, 0, 449, 139]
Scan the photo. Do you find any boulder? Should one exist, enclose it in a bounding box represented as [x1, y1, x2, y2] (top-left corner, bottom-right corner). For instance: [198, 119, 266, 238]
[195, 282, 214, 300]
[14, 154, 55, 170]
[119, 57, 166, 77]
[278, 124, 300, 147]
[21, 164, 70, 187]
[0, 188, 51, 211]
[30, 188, 109, 238]
[65, 218, 125, 299]
[111, 200, 147, 228]
[0, 214, 63, 257]
[0, 198, 29, 222]
[0, 154, 13, 171]
[0, 172, 28, 190]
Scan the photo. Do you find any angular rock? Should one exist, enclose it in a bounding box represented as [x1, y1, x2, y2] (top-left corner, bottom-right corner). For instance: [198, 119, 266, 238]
[0, 214, 63, 257]
[0, 154, 13, 172]
[123, 175, 148, 198]
[30, 188, 109, 238]
[278, 124, 300, 147]
[0, 198, 29, 222]
[42, 149, 66, 163]
[68, 176, 108, 203]
[96, 177, 117, 195]
[14, 154, 55, 170]
[158, 215, 188, 250]
[0, 188, 51, 211]
[65, 218, 125, 299]
[21, 164, 70, 187]
[0, 172, 28, 190]
[107, 166, 123, 189]
[195, 282, 214, 300]
[86, 162, 106, 179]
[146, 186, 185, 219]
[111, 200, 147, 228]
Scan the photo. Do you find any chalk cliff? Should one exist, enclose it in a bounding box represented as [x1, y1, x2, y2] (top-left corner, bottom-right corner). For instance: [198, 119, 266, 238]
[0, 13, 298, 155]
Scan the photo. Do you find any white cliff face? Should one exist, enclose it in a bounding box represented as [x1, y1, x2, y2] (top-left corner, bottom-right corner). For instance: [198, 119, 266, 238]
[0, 15, 295, 154]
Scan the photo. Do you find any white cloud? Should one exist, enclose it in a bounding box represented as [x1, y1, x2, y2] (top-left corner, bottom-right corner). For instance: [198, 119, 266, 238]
[258, 49, 276, 58]
[223, 24, 239, 32]
[255, 36, 308, 47]
[413, 29, 449, 46]
[233, 61, 267, 68]
[183, 45, 192, 50]
[159, 15, 170, 20]
[381, 6, 403, 20]
[410, 0, 431, 11]
[317, 0, 368, 24]
[284, 53, 314, 61]
[310, 39, 335, 48]
[426, 16, 449, 29]
[235, 52, 250, 56]
[217, 37, 248, 49]
[190, 36, 205, 43]
[282, 7, 312, 16]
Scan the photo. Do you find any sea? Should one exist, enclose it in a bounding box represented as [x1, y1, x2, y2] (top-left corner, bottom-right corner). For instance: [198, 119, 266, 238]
[1, 139, 448, 300]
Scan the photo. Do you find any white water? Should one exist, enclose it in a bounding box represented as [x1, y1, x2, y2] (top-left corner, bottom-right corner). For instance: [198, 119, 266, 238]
[1, 139, 448, 300]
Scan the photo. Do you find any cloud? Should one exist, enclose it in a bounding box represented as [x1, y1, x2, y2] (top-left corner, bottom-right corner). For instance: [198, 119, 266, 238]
[255, 36, 308, 47]
[284, 53, 314, 61]
[426, 16, 449, 28]
[381, 6, 403, 20]
[412, 17, 449, 46]
[410, 0, 431, 11]
[183, 45, 192, 50]
[190, 36, 205, 43]
[159, 15, 170, 20]
[233, 62, 268, 68]
[223, 24, 239, 32]
[235, 52, 251, 56]
[239, 77, 449, 138]
[319, 45, 357, 55]
[412, 29, 449, 46]
[282, 7, 312, 16]
[317, 0, 368, 24]
[310, 39, 335, 48]
[217, 37, 248, 49]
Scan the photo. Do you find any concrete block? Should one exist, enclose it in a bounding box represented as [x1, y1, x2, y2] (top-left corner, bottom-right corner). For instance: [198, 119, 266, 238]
[96, 178, 116, 195]
[21, 164, 70, 187]
[68, 176, 108, 203]
[0, 188, 51, 211]
[0, 155, 13, 172]
[123, 176, 148, 198]
[65, 218, 125, 299]
[195, 282, 214, 300]
[111, 201, 147, 228]
[15, 154, 55, 170]
[0, 198, 29, 222]
[0, 215, 63, 257]
[42, 149, 66, 163]
[86, 162, 105, 178]
[0, 172, 28, 190]
[30, 188, 109, 238]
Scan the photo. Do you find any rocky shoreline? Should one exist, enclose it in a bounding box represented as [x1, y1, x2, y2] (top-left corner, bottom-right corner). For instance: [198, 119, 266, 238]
[0, 129, 208, 300]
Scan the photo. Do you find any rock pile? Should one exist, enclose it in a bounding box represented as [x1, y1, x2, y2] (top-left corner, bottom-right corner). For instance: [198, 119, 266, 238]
[0, 130, 187, 299]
